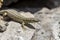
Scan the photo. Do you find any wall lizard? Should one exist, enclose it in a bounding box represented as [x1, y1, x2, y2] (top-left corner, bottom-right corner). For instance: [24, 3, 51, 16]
[0, 9, 40, 30]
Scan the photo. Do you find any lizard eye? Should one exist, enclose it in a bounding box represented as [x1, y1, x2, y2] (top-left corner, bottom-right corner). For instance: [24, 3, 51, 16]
[2, 11, 8, 17]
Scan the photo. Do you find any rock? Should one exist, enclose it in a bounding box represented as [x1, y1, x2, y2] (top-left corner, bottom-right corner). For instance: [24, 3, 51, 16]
[50, 7, 60, 40]
[32, 7, 60, 40]
[37, 7, 50, 13]
[45, 0, 60, 9]
[0, 16, 7, 32]
[0, 21, 35, 40]
[50, 7, 60, 21]
[1, 7, 60, 40]
[32, 28, 54, 40]
[3, 0, 18, 6]
[31, 7, 55, 40]
[34, 7, 53, 26]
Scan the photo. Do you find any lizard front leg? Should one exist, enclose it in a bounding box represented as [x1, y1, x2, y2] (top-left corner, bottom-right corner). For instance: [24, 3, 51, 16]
[21, 21, 26, 31]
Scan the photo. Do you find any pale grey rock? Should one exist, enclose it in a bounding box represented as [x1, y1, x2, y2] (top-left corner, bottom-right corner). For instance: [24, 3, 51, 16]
[34, 7, 54, 28]
[30, 7, 60, 40]
[32, 22, 55, 40]
[0, 16, 7, 32]
[51, 21, 60, 40]
[34, 7, 51, 21]
[32, 7, 55, 40]
[51, 7, 60, 21]
[32, 28, 54, 40]
[1, 7, 60, 40]
[32, 7, 60, 40]
[50, 7, 60, 40]
[0, 21, 35, 40]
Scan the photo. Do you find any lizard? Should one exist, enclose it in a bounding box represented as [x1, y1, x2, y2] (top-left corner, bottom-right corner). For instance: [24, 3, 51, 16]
[0, 9, 40, 30]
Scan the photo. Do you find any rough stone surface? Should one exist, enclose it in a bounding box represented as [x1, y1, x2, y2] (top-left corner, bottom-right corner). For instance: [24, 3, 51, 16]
[0, 16, 7, 32]
[32, 7, 55, 40]
[0, 7, 60, 40]
[32, 7, 60, 40]
[50, 7, 60, 40]
[0, 21, 35, 40]
[3, 0, 18, 6]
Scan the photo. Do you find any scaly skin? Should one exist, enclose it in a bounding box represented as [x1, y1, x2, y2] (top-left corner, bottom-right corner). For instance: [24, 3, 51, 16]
[0, 9, 40, 30]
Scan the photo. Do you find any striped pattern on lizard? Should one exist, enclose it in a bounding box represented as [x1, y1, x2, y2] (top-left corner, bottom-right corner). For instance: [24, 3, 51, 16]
[0, 9, 40, 30]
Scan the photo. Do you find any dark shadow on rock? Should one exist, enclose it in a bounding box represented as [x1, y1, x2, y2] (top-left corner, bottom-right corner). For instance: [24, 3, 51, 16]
[1, 0, 60, 14]
[0, 25, 6, 33]
[25, 23, 35, 29]
[1, 0, 54, 13]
